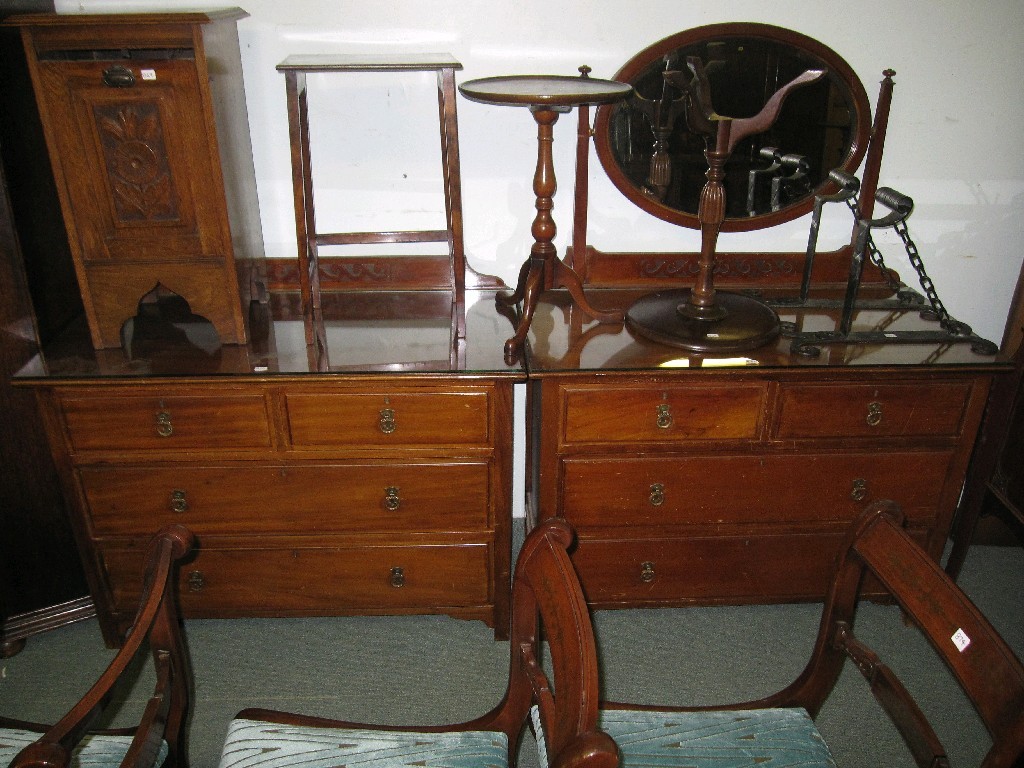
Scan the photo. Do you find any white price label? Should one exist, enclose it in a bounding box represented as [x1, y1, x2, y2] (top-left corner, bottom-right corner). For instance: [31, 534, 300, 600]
[141, 69, 157, 81]
[951, 628, 971, 652]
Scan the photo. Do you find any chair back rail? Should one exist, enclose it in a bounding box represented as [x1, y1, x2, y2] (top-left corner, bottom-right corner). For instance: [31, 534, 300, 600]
[6, 525, 195, 768]
[845, 508, 1024, 768]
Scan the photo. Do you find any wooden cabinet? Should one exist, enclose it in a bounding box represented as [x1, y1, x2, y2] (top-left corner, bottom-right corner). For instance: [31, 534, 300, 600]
[5, 9, 265, 348]
[526, 293, 1005, 610]
[17, 290, 522, 646]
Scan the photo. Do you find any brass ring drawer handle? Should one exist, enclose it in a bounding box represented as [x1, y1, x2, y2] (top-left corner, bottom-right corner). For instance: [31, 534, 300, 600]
[187, 570, 205, 592]
[155, 410, 173, 437]
[655, 403, 673, 429]
[170, 489, 188, 513]
[649, 483, 665, 507]
[851, 478, 868, 502]
[866, 401, 883, 427]
[384, 486, 401, 512]
[640, 561, 656, 583]
[390, 566, 405, 588]
[379, 407, 396, 434]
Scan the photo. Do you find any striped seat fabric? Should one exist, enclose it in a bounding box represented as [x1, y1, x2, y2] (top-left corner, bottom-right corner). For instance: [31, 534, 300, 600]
[599, 708, 837, 768]
[217, 718, 509, 768]
[532, 706, 835, 768]
[0, 728, 169, 768]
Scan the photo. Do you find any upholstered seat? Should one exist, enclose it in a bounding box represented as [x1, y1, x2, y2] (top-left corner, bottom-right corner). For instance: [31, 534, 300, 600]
[214, 519, 618, 768]
[0, 729, 170, 768]
[597, 708, 835, 768]
[218, 719, 509, 768]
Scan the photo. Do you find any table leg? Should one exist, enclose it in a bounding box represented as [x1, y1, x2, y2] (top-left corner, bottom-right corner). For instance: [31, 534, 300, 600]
[499, 105, 622, 362]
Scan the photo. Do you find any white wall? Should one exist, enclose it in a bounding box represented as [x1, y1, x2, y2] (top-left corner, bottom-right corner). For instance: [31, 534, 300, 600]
[56, 0, 1024, 346]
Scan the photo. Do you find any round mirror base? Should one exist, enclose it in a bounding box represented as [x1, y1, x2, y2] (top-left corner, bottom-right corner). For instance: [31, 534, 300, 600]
[626, 289, 781, 352]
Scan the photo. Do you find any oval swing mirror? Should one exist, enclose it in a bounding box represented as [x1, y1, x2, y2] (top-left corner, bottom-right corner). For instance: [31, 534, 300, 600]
[594, 23, 871, 232]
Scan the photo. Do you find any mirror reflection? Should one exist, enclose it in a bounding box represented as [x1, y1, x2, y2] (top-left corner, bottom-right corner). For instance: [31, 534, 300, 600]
[594, 24, 870, 231]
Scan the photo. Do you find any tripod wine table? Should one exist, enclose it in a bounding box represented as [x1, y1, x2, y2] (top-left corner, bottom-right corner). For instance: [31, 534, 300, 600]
[459, 75, 632, 362]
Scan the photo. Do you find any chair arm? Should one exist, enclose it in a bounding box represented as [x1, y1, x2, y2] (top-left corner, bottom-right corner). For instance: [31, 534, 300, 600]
[8, 525, 195, 768]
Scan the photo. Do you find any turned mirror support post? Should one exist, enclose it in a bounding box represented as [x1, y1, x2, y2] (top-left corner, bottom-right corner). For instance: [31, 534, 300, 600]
[680, 132, 730, 321]
[626, 66, 826, 352]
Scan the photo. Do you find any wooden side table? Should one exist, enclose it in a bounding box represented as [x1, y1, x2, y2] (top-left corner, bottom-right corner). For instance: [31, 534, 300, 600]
[459, 73, 632, 363]
[277, 55, 469, 352]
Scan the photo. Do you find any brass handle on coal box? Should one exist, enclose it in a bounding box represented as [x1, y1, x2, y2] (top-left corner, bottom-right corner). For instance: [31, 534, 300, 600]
[102, 65, 136, 88]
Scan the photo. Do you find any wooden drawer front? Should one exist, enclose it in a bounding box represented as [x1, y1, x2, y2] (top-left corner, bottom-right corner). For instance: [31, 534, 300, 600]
[103, 542, 491, 614]
[561, 384, 766, 445]
[285, 390, 490, 447]
[571, 535, 842, 605]
[60, 393, 272, 452]
[82, 462, 490, 536]
[570, 529, 930, 606]
[773, 381, 972, 439]
[561, 451, 953, 528]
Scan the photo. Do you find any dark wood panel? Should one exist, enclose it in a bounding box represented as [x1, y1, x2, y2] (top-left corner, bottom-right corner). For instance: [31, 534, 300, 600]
[0, 4, 90, 652]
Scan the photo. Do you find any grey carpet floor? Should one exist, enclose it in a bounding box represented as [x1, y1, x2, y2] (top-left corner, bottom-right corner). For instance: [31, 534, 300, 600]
[1, 528, 1020, 768]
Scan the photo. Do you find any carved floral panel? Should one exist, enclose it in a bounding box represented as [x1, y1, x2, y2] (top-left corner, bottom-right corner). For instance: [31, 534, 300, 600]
[93, 102, 180, 223]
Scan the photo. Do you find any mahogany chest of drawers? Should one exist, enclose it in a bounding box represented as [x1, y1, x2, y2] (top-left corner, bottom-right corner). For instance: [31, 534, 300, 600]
[18, 291, 522, 645]
[525, 292, 1006, 610]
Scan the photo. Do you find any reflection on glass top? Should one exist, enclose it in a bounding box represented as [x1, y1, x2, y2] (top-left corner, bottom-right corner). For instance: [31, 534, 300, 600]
[526, 290, 1004, 373]
[15, 291, 524, 380]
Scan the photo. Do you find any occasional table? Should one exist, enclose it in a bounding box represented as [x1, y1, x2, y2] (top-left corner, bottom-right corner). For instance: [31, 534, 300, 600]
[459, 73, 632, 362]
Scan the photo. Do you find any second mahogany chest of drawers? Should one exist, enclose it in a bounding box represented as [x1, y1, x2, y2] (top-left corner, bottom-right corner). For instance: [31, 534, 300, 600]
[525, 292, 1004, 611]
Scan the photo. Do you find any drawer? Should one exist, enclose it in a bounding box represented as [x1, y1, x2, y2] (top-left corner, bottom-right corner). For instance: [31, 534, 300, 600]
[59, 392, 272, 452]
[285, 389, 490, 447]
[81, 462, 490, 536]
[561, 451, 953, 528]
[773, 381, 973, 439]
[561, 383, 766, 445]
[102, 541, 491, 615]
[568, 529, 927, 606]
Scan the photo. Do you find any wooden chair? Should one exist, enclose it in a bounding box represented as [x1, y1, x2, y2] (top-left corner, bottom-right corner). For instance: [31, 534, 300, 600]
[214, 518, 619, 768]
[0, 525, 195, 768]
[593, 502, 1024, 768]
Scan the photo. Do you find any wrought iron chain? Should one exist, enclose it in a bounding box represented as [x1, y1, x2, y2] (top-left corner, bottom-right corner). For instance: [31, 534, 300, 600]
[845, 196, 967, 335]
[892, 217, 969, 335]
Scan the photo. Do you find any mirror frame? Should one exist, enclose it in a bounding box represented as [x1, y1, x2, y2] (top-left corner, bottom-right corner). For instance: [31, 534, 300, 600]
[593, 22, 871, 232]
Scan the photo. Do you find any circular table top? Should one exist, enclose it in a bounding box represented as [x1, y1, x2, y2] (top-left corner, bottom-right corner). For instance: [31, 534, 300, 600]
[459, 74, 632, 108]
